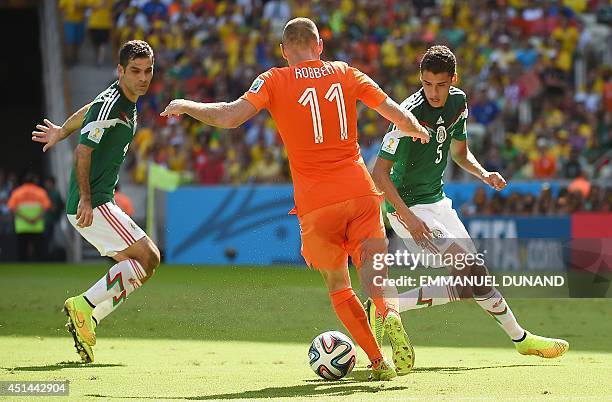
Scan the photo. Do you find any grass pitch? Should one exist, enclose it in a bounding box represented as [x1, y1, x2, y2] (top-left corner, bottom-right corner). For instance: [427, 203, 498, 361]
[1, 264, 611, 400]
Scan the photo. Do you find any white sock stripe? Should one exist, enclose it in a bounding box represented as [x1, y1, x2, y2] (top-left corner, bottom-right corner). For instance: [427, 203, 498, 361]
[129, 259, 144, 281]
[132, 259, 146, 280]
[127, 259, 140, 280]
[447, 284, 454, 301]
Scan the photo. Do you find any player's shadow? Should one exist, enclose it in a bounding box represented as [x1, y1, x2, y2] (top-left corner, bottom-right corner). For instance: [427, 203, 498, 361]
[412, 364, 558, 374]
[4, 361, 124, 372]
[85, 370, 408, 400]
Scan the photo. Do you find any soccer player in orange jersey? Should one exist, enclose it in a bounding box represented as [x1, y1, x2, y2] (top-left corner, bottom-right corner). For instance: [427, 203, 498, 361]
[162, 17, 430, 380]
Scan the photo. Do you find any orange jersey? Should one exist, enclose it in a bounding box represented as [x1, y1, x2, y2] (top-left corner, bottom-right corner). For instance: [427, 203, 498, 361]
[241, 60, 387, 215]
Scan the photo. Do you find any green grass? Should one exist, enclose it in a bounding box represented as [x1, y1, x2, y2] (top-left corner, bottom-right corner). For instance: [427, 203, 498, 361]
[1, 264, 611, 400]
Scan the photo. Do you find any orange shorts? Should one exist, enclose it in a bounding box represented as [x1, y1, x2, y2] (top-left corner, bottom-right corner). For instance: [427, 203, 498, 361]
[298, 195, 387, 270]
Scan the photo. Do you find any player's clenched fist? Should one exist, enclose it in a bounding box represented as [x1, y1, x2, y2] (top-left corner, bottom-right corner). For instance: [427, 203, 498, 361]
[483, 171, 506, 191]
[160, 99, 189, 116]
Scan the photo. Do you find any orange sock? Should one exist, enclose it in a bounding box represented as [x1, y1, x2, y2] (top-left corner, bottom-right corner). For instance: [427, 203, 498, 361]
[329, 287, 383, 364]
[372, 296, 399, 318]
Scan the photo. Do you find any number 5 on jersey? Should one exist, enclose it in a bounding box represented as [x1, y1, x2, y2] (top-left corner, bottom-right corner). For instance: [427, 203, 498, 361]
[298, 83, 348, 144]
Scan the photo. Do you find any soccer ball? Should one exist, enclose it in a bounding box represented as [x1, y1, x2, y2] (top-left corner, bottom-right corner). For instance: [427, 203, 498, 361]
[308, 331, 356, 380]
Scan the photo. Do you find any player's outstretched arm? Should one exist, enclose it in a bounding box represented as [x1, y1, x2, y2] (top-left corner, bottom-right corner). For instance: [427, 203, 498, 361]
[160, 98, 258, 129]
[374, 98, 430, 143]
[450, 138, 506, 191]
[32, 102, 92, 152]
[372, 157, 438, 253]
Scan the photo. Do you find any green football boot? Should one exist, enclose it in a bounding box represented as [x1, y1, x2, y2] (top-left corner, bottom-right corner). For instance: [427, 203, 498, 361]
[384, 310, 415, 375]
[364, 298, 384, 347]
[65, 316, 94, 363]
[63, 295, 96, 346]
[514, 331, 569, 358]
[369, 358, 397, 381]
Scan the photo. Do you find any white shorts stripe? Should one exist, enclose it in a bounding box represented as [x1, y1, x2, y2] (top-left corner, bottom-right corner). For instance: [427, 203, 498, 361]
[67, 201, 146, 257]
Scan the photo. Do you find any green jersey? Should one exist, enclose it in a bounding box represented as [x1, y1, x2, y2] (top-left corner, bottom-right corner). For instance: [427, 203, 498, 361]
[66, 81, 137, 214]
[378, 86, 468, 212]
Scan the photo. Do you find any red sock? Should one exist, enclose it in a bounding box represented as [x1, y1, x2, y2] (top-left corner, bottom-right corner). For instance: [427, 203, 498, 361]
[329, 287, 383, 364]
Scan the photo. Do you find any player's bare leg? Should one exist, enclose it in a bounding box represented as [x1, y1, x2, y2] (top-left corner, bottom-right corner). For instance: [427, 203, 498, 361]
[319, 268, 396, 380]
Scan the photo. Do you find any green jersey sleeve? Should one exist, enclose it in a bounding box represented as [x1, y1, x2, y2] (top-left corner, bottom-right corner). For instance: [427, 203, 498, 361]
[378, 123, 403, 161]
[79, 91, 125, 149]
[78, 102, 107, 149]
[451, 98, 468, 141]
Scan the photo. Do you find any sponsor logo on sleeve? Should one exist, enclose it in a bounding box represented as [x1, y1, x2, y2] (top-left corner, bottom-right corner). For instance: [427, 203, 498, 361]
[381, 133, 400, 154]
[88, 126, 104, 143]
[249, 78, 265, 93]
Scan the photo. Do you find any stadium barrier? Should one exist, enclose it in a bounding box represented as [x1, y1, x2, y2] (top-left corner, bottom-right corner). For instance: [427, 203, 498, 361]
[165, 183, 606, 268]
[167, 185, 301, 265]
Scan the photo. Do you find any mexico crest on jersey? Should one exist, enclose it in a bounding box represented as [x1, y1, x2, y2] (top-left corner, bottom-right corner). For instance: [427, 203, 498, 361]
[436, 126, 447, 143]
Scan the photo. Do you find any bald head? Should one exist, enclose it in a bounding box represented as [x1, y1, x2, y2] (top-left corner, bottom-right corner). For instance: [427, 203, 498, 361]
[282, 17, 319, 50]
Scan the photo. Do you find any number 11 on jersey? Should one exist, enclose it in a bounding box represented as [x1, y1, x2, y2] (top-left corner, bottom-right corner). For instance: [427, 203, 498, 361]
[298, 83, 348, 144]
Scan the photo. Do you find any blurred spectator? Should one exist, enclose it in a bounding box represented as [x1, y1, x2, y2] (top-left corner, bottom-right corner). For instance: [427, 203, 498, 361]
[532, 139, 557, 179]
[7, 174, 51, 261]
[114, 184, 134, 217]
[535, 184, 554, 215]
[568, 170, 591, 198]
[87, 0, 112, 66]
[562, 147, 584, 179]
[142, 0, 167, 21]
[196, 148, 225, 184]
[461, 187, 488, 216]
[58, 0, 610, 187]
[483, 148, 505, 173]
[251, 149, 283, 183]
[585, 185, 602, 211]
[471, 90, 500, 126]
[360, 134, 380, 167]
[43, 176, 64, 259]
[459, 182, 611, 216]
[59, 0, 86, 65]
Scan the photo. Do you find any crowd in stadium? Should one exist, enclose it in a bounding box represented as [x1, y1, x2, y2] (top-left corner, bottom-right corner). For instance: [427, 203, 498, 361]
[58, 0, 612, 187]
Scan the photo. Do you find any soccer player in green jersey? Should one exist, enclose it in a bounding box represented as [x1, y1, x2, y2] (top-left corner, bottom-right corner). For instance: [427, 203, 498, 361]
[31, 40, 160, 363]
[366, 45, 568, 361]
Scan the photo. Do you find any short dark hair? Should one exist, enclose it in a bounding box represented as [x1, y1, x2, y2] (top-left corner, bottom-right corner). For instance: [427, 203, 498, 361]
[420, 45, 456, 76]
[282, 18, 319, 49]
[119, 40, 154, 68]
